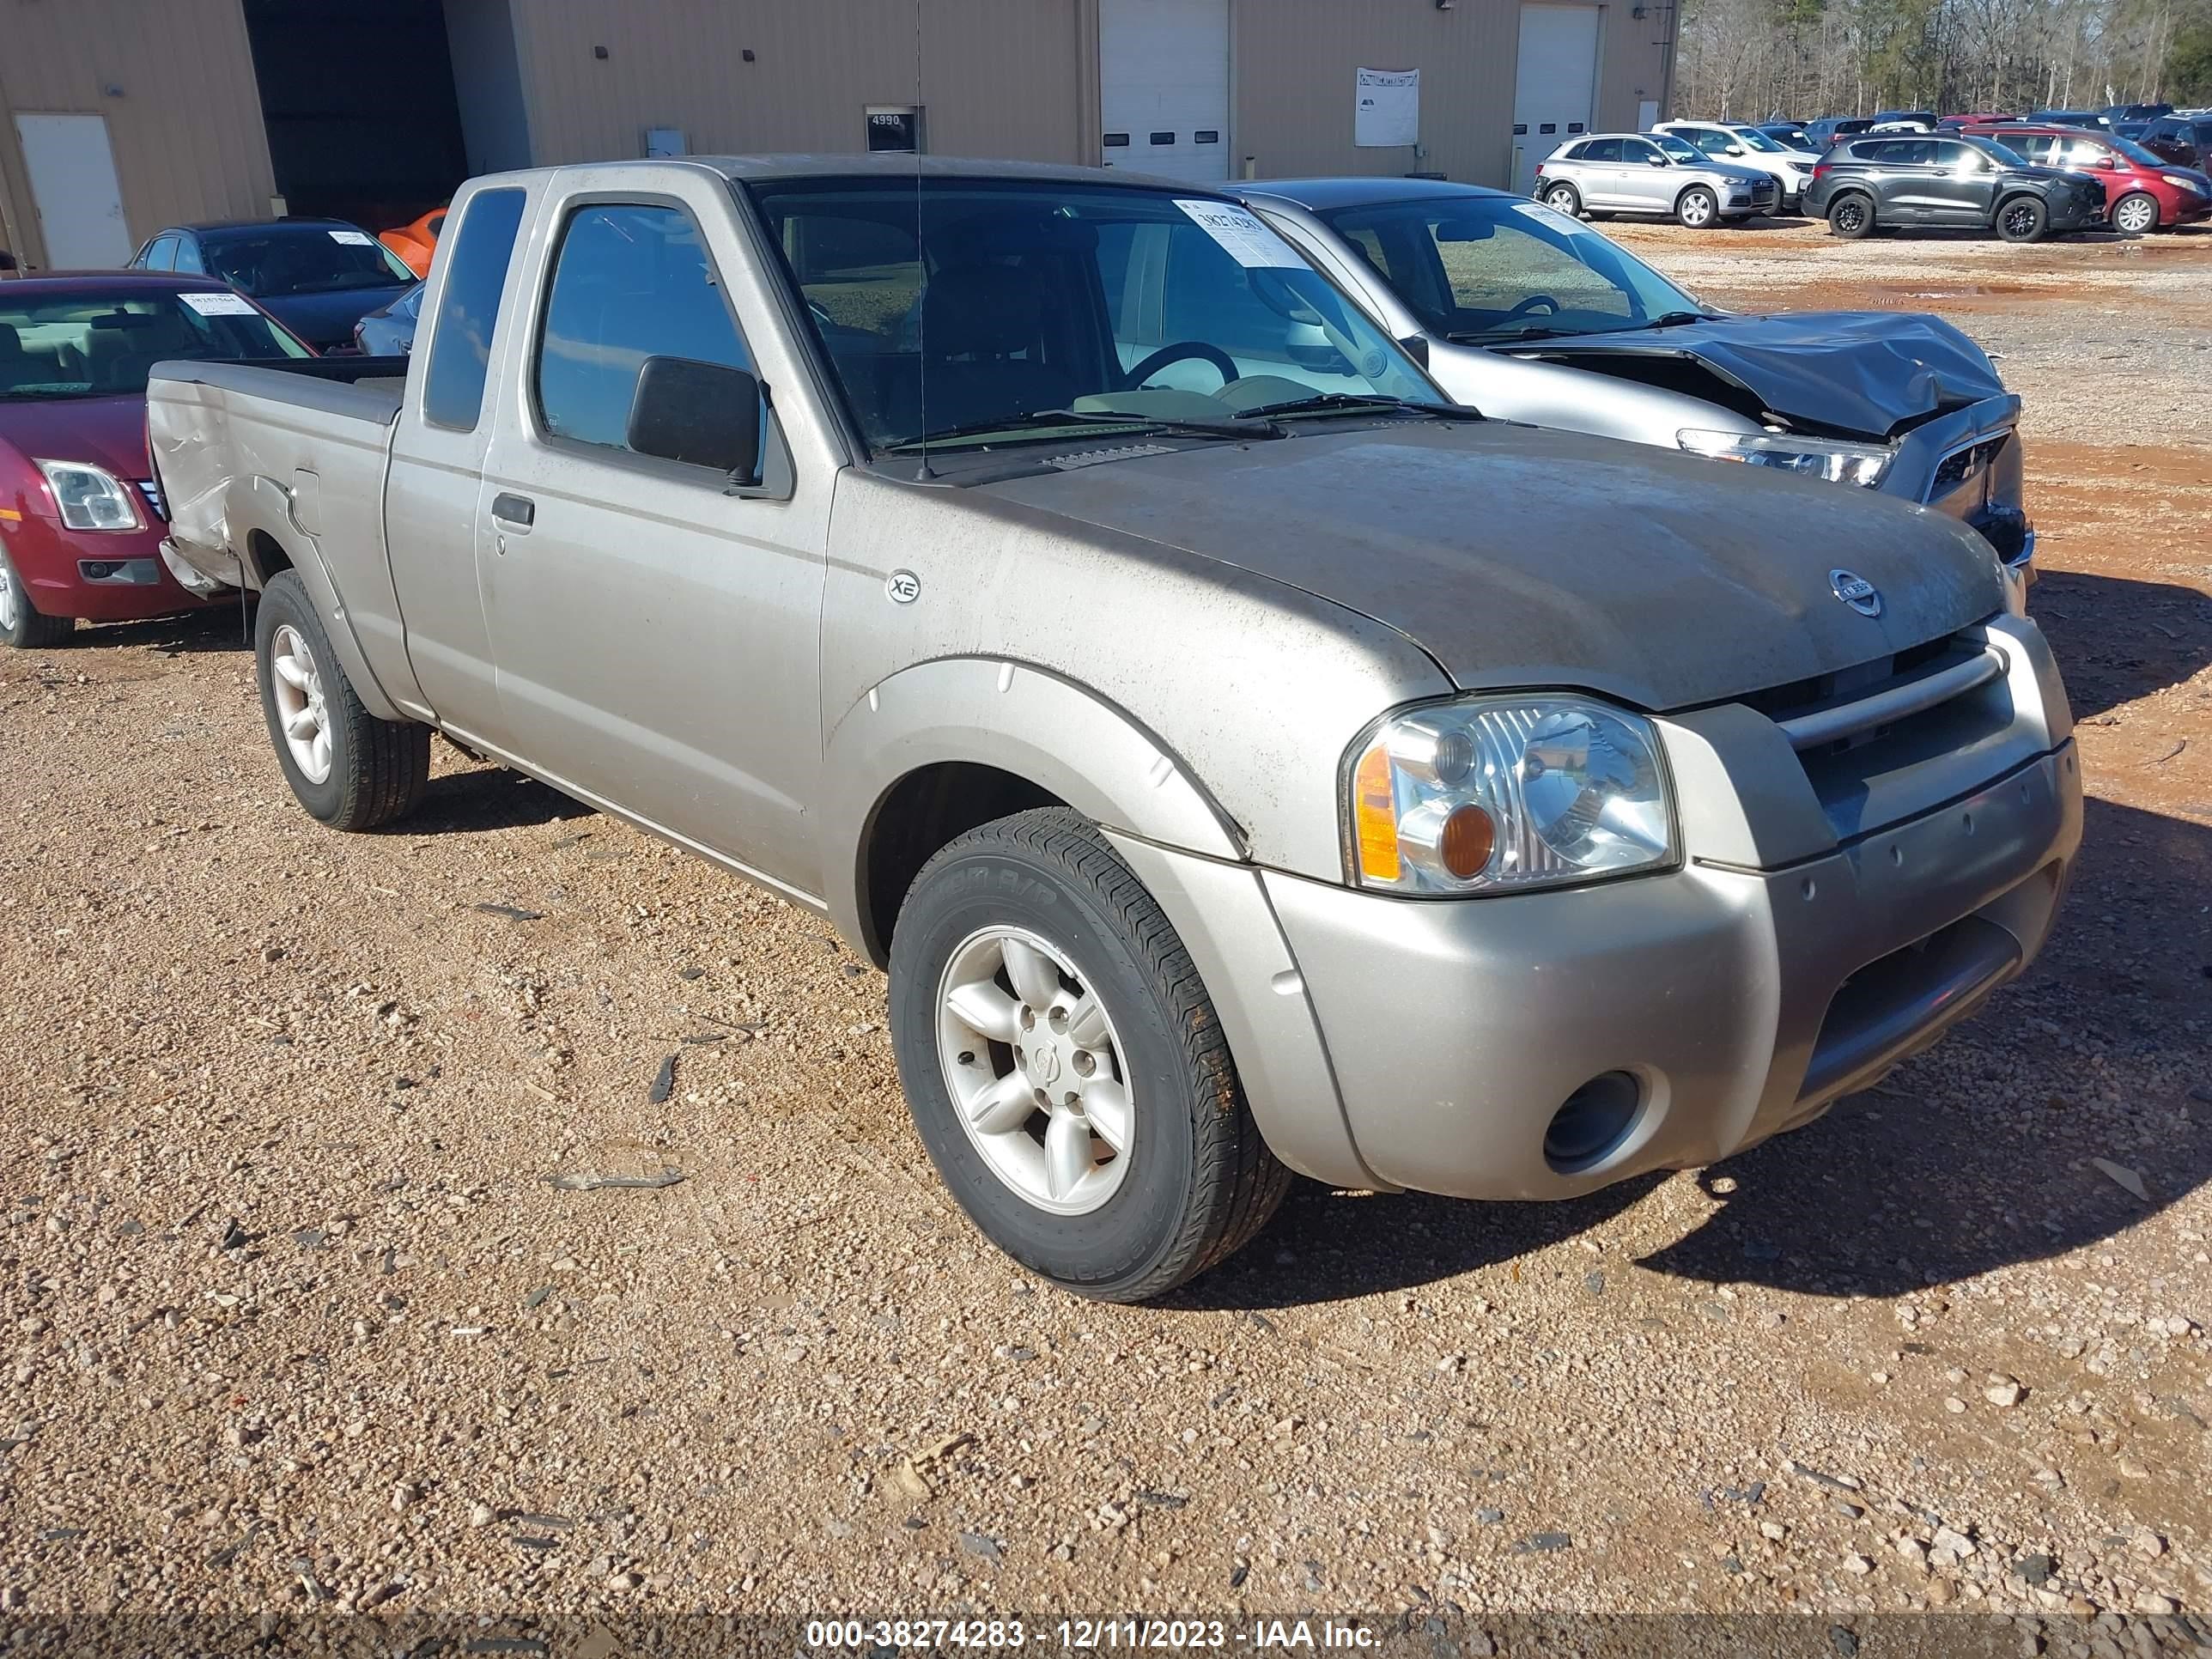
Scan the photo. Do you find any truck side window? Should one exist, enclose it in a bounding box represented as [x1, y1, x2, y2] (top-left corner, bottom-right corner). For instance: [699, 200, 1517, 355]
[422, 187, 528, 432]
[535, 202, 753, 453]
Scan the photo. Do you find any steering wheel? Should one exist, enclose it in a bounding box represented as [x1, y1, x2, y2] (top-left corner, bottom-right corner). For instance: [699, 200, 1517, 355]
[1123, 340, 1241, 390]
[1505, 295, 1561, 319]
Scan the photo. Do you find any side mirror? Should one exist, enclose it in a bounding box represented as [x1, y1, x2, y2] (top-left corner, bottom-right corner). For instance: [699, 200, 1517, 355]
[1648, 155, 1670, 166]
[1396, 334, 1431, 368]
[627, 356, 762, 481]
[1723, 144, 1747, 155]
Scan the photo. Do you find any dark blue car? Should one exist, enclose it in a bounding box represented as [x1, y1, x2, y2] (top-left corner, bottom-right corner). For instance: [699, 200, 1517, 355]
[131, 219, 416, 354]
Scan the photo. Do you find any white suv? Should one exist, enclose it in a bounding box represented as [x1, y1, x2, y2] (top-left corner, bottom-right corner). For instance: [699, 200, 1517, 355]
[1654, 120, 1821, 210]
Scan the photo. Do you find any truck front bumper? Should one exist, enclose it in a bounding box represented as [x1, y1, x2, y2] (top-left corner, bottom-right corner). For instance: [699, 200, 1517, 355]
[1264, 741, 2077, 1200]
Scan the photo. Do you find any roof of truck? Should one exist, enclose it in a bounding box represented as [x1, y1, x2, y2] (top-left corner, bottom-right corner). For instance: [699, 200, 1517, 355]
[702, 154, 1222, 191]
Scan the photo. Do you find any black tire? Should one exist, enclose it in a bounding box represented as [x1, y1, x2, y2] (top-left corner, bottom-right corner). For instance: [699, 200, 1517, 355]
[1826, 192, 1875, 239]
[888, 807, 1291, 1303]
[0, 546, 76, 649]
[2111, 190, 2159, 236]
[1675, 185, 1719, 228]
[253, 569, 428, 830]
[1540, 182, 1583, 216]
[1996, 194, 2049, 243]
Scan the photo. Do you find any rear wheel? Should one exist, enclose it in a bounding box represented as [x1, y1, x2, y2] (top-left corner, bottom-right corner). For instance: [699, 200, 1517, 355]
[1826, 192, 1875, 239]
[254, 570, 429, 830]
[1675, 185, 1718, 228]
[2112, 191, 2159, 235]
[888, 807, 1290, 1302]
[1541, 182, 1583, 216]
[0, 548, 75, 649]
[1996, 194, 2049, 243]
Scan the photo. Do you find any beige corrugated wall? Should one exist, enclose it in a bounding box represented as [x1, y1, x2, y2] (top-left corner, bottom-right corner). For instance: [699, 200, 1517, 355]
[507, 0, 1098, 167]
[1231, 0, 1670, 187]
[0, 0, 275, 270]
[507, 0, 1665, 187]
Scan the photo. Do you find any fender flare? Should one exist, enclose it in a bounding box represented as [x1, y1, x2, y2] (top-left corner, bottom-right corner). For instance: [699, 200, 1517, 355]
[818, 655, 1245, 951]
[228, 473, 405, 722]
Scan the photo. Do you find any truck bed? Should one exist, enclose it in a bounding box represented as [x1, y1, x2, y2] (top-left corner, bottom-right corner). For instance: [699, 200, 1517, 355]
[148, 355, 422, 719]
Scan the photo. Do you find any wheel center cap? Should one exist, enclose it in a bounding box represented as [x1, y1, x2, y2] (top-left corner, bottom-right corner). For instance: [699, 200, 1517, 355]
[1029, 1043, 1062, 1086]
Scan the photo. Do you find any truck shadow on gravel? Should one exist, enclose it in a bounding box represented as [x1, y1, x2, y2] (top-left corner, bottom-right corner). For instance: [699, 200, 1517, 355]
[74, 606, 246, 657]
[397, 764, 596, 836]
[1178, 792, 2210, 1311]
[2022, 569, 2212, 722]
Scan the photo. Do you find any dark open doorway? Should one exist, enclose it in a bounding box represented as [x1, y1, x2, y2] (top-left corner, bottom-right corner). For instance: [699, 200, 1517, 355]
[241, 0, 470, 234]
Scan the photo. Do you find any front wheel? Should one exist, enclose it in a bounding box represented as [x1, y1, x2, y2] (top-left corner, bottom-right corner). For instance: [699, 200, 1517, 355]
[888, 807, 1290, 1302]
[1675, 185, 1718, 228]
[254, 569, 429, 830]
[2112, 191, 2159, 236]
[1996, 195, 2049, 243]
[0, 547, 75, 649]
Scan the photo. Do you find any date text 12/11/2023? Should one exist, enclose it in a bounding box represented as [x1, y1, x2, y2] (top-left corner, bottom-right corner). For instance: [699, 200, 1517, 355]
[804, 1620, 1380, 1650]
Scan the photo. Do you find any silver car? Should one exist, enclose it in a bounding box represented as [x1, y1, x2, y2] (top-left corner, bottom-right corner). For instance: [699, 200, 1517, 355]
[1534, 131, 1777, 226]
[1240, 177, 2035, 570]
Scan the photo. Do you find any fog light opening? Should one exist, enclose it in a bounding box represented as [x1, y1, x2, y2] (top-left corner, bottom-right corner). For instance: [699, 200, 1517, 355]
[1544, 1072, 1643, 1174]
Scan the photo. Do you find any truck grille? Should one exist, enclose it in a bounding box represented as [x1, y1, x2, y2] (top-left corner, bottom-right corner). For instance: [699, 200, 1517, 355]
[1738, 628, 2019, 841]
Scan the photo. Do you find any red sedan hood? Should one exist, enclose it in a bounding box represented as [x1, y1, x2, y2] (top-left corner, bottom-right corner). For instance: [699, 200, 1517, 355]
[0, 395, 149, 481]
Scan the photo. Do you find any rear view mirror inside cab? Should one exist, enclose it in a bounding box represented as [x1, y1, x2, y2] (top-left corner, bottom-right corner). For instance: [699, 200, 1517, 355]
[1433, 221, 1494, 242]
[626, 355, 762, 482]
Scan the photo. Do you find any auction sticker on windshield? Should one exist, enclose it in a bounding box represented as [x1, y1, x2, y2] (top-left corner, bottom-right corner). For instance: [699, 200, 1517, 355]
[1175, 200, 1305, 269]
[1511, 201, 1596, 236]
[179, 291, 260, 317]
[328, 230, 376, 246]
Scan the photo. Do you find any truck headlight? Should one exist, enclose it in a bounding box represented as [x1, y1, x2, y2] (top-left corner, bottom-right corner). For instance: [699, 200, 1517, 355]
[35, 460, 142, 532]
[1676, 428, 1893, 488]
[1346, 696, 1677, 895]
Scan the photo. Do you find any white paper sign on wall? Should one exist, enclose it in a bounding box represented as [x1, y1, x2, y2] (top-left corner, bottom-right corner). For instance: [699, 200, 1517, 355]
[1355, 68, 1419, 148]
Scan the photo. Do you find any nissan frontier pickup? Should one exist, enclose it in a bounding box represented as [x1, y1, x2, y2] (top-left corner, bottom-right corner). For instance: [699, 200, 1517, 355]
[148, 157, 2079, 1302]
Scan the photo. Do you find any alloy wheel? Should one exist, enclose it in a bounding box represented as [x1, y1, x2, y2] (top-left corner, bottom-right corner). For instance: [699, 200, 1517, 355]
[1545, 186, 1578, 213]
[0, 562, 17, 633]
[269, 623, 333, 784]
[2002, 203, 2038, 238]
[1681, 193, 1714, 227]
[2114, 195, 2156, 234]
[934, 926, 1134, 1216]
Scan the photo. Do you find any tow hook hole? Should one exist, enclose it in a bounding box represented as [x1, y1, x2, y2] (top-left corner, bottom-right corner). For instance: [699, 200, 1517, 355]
[1888, 845, 1904, 866]
[1799, 878, 1817, 901]
[1962, 811, 1975, 836]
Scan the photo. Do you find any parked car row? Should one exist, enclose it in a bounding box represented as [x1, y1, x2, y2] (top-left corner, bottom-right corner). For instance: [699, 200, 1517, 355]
[131, 154, 2074, 1299]
[1546, 114, 2212, 241]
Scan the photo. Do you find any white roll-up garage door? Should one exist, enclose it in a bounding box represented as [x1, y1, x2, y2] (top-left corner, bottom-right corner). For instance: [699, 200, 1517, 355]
[1510, 4, 1601, 196]
[1100, 0, 1231, 185]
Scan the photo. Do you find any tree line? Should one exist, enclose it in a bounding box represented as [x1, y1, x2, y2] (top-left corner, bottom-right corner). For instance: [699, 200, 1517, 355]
[1670, 0, 2212, 119]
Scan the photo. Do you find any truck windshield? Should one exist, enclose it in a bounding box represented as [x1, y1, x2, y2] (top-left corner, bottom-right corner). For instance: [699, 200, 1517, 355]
[1317, 195, 1704, 343]
[0, 289, 308, 400]
[748, 177, 1436, 454]
[202, 229, 415, 297]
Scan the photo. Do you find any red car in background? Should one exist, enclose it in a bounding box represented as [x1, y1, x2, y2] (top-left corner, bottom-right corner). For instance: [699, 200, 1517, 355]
[0, 272, 311, 647]
[1966, 123, 2212, 233]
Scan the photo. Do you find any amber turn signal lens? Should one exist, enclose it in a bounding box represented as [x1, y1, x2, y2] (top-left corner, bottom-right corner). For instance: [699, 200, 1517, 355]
[1438, 803, 1496, 879]
[1352, 742, 1401, 883]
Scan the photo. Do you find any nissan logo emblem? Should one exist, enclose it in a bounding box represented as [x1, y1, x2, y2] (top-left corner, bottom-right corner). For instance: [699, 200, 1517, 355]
[1829, 569, 1882, 617]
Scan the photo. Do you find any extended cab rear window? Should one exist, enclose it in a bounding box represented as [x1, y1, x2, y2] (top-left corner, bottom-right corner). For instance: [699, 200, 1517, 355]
[422, 188, 528, 432]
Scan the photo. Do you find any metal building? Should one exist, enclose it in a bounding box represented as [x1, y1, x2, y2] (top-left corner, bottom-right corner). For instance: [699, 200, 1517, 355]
[0, 0, 1674, 270]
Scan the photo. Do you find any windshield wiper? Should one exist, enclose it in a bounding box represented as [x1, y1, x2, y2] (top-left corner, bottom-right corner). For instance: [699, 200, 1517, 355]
[1640, 310, 1717, 329]
[1231, 392, 1467, 420]
[883, 408, 1281, 453]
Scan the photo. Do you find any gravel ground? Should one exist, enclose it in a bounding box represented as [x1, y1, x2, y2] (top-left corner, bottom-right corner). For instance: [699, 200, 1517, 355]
[3, 222, 2210, 1646]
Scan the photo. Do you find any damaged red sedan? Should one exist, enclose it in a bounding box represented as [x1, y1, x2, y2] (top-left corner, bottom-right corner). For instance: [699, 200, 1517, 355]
[0, 272, 308, 647]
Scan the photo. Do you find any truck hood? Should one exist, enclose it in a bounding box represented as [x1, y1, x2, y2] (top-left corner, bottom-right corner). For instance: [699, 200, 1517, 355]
[976, 421, 2008, 712]
[1501, 310, 2008, 440]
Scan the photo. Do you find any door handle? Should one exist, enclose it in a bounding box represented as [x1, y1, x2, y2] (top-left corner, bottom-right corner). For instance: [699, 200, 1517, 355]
[490, 492, 535, 530]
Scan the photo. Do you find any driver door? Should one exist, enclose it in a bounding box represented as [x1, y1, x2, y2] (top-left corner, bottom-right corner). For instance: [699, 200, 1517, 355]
[1929, 141, 2000, 223]
[1618, 138, 1674, 212]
